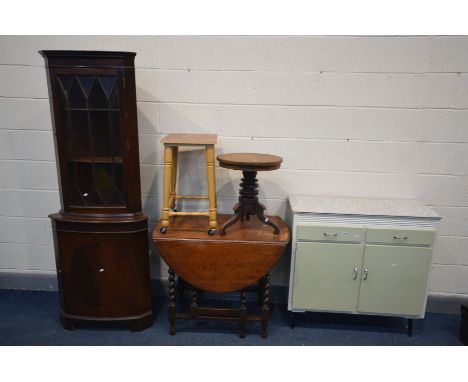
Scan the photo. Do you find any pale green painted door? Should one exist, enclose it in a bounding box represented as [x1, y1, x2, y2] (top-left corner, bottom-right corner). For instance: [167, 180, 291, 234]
[357, 245, 433, 317]
[292, 242, 364, 312]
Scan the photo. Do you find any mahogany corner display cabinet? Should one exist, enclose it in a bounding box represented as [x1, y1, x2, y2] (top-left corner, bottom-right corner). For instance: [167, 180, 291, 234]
[40, 50, 152, 331]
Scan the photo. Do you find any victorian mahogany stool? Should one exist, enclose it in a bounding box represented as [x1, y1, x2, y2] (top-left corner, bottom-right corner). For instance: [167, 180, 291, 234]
[217, 153, 283, 235]
[159, 133, 218, 235]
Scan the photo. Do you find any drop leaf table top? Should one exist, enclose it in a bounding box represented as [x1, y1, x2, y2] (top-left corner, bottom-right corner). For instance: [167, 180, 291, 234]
[152, 214, 290, 293]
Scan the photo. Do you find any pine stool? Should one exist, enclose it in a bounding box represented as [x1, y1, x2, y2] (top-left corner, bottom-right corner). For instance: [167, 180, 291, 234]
[159, 133, 218, 235]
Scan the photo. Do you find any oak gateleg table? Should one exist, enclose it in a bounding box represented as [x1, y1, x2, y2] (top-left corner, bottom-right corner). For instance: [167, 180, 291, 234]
[152, 214, 290, 338]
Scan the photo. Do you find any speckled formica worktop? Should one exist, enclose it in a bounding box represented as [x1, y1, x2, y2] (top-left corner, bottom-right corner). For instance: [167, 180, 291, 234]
[289, 195, 441, 219]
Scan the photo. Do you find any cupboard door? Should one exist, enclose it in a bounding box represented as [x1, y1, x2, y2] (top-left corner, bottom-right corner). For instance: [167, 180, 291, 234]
[292, 242, 364, 312]
[357, 245, 432, 317]
[56, 229, 151, 318]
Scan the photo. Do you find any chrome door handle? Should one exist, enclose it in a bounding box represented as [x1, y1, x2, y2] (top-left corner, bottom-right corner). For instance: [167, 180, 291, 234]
[353, 267, 358, 279]
[323, 232, 338, 237]
[363, 267, 368, 280]
[393, 235, 408, 240]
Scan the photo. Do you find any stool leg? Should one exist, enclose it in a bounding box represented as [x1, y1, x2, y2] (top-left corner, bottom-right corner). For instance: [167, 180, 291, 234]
[160, 145, 173, 232]
[170, 147, 178, 210]
[205, 145, 217, 233]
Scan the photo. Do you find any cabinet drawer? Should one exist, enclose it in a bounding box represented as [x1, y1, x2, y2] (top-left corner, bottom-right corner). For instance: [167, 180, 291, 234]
[366, 226, 435, 246]
[297, 224, 365, 243]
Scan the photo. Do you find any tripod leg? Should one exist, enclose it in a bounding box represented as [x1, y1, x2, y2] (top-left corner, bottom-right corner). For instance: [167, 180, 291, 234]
[220, 213, 242, 235]
[255, 205, 280, 234]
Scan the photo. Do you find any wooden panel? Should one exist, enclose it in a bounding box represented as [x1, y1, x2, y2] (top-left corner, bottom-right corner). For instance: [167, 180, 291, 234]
[292, 242, 364, 312]
[366, 226, 435, 246]
[296, 224, 365, 243]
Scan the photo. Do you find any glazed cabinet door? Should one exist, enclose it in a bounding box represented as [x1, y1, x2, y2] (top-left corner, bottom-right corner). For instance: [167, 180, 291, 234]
[50, 68, 129, 212]
[292, 242, 364, 312]
[357, 244, 433, 317]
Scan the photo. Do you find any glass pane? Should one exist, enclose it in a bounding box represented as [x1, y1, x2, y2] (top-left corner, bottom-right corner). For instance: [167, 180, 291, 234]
[90, 110, 111, 157]
[110, 85, 120, 108]
[69, 110, 90, 159]
[57, 76, 74, 94]
[94, 163, 125, 206]
[76, 76, 95, 99]
[98, 77, 118, 102]
[109, 165, 124, 204]
[67, 162, 84, 205]
[57, 74, 125, 208]
[69, 78, 87, 109]
[75, 162, 95, 205]
[88, 78, 109, 109]
[111, 111, 122, 157]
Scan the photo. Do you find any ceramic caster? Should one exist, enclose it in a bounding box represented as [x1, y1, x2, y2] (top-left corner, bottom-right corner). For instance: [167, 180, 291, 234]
[208, 229, 216, 236]
[160, 227, 168, 234]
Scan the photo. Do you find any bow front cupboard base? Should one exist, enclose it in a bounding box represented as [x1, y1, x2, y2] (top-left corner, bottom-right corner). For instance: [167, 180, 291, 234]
[287, 196, 441, 336]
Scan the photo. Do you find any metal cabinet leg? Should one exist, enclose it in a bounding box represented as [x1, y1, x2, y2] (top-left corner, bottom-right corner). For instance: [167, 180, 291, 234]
[290, 312, 296, 329]
[407, 318, 413, 337]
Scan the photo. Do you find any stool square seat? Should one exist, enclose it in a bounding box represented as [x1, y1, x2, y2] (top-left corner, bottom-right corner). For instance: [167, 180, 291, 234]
[160, 133, 217, 145]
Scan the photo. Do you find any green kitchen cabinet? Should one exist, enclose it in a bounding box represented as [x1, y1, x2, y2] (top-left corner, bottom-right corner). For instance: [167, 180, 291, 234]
[287, 196, 441, 333]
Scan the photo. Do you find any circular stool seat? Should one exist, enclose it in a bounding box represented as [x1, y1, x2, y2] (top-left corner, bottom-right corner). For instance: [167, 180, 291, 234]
[217, 153, 282, 171]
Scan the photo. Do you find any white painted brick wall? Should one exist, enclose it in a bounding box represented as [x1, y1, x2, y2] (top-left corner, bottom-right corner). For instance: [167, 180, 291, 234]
[1, 36, 468, 300]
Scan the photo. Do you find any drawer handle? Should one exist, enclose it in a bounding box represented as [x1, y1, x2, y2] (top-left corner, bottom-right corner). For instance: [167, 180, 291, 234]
[363, 267, 368, 280]
[323, 232, 338, 237]
[393, 235, 408, 240]
[353, 267, 358, 279]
